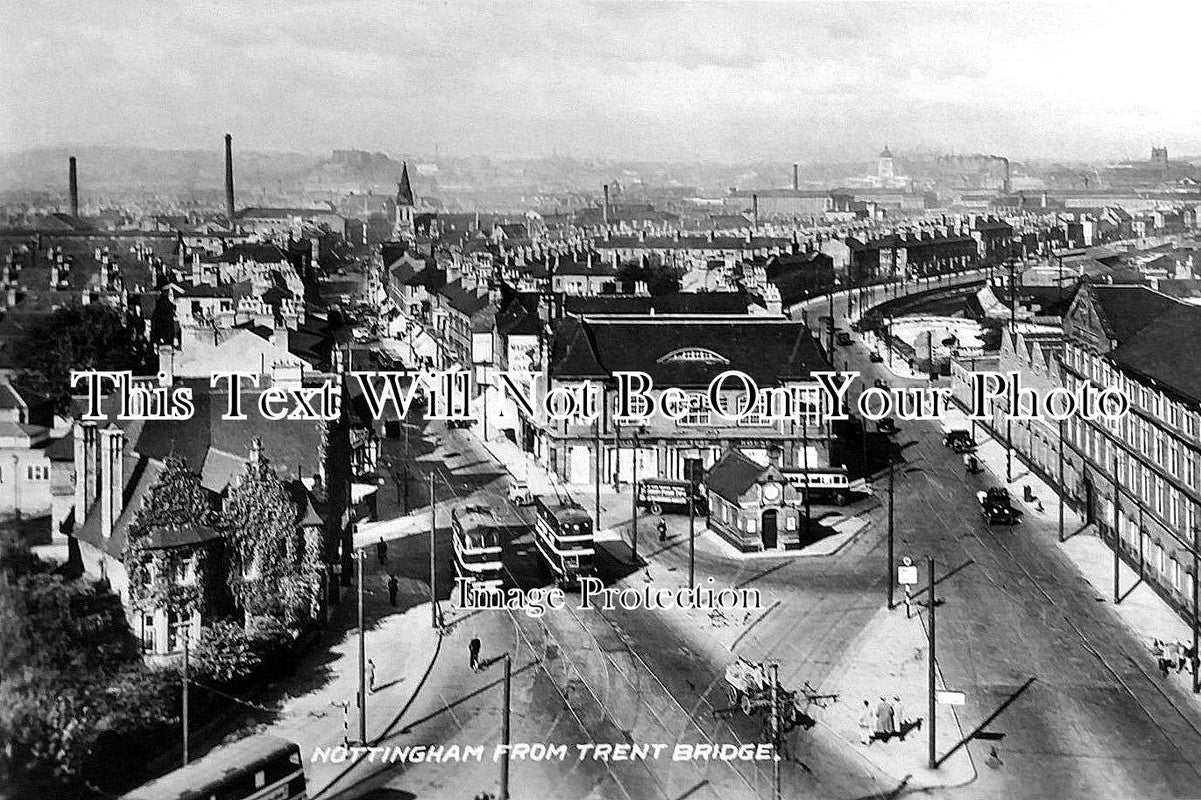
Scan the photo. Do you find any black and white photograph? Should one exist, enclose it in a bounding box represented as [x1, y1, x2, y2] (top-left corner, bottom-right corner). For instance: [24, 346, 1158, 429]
[4, 2, 1201, 799]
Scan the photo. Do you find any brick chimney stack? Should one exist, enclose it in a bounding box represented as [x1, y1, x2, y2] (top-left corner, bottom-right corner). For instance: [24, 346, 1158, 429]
[793, 163, 799, 191]
[98, 425, 125, 539]
[224, 133, 236, 225]
[69, 156, 79, 218]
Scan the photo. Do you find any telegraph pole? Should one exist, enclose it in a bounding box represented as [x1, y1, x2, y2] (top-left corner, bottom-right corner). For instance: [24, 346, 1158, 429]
[1006, 418, 1013, 484]
[357, 551, 367, 744]
[429, 471, 438, 630]
[927, 555, 937, 770]
[181, 629, 188, 768]
[1112, 457, 1120, 604]
[500, 653, 512, 800]
[594, 417, 601, 535]
[1058, 419, 1066, 542]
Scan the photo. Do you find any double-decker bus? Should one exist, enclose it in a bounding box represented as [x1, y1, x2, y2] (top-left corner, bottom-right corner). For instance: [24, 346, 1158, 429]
[532, 496, 596, 588]
[120, 734, 305, 800]
[781, 467, 853, 506]
[451, 502, 505, 591]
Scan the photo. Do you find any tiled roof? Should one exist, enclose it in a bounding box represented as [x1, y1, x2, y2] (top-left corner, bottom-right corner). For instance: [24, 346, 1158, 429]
[1108, 303, 1201, 404]
[705, 450, 767, 503]
[1089, 285, 1178, 344]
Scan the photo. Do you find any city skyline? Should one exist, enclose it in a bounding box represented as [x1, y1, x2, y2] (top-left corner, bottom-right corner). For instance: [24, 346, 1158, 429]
[4, 0, 1200, 162]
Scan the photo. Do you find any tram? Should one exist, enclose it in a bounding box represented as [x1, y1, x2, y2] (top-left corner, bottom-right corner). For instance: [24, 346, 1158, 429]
[120, 734, 305, 800]
[532, 496, 596, 588]
[451, 502, 505, 591]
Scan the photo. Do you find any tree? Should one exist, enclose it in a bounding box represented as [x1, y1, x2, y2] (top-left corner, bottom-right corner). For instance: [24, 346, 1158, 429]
[223, 440, 322, 626]
[10, 302, 150, 414]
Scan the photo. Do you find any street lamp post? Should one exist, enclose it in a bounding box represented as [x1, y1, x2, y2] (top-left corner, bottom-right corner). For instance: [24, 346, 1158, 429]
[500, 653, 512, 800]
[429, 471, 438, 630]
[1058, 419, 1066, 542]
[631, 432, 639, 562]
[688, 459, 696, 590]
[182, 634, 189, 766]
[1006, 418, 1013, 484]
[1193, 527, 1199, 694]
[357, 550, 367, 745]
[887, 459, 895, 610]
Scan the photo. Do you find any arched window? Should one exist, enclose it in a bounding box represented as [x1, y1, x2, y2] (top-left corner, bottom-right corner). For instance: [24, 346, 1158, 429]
[657, 347, 729, 365]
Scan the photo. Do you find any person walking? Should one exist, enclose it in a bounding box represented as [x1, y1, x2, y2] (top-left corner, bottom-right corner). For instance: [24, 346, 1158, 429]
[368, 659, 377, 693]
[874, 697, 894, 742]
[469, 636, 482, 671]
[376, 537, 388, 565]
[890, 696, 906, 739]
[858, 699, 874, 745]
[657, 518, 667, 543]
[1153, 639, 1169, 676]
[388, 574, 399, 607]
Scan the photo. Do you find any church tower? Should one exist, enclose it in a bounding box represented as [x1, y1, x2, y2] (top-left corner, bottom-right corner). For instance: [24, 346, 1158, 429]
[394, 161, 416, 239]
[877, 146, 895, 182]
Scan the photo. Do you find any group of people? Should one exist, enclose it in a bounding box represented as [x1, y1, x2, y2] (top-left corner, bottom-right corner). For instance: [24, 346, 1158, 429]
[1152, 639, 1196, 677]
[858, 696, 917, 745]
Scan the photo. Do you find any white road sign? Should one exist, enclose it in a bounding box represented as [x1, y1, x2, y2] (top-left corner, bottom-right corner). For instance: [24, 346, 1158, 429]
[897, 565, 919, 585]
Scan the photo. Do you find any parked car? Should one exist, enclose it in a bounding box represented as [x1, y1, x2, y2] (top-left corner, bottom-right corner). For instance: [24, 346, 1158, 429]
[869, 352, 884, 363]
[876, 418, 899, 434]
[836, 331, 853, 346]
[507, 479, 534, 506]
[978, 487, 1021, 525]
[942, 429, 976, 453]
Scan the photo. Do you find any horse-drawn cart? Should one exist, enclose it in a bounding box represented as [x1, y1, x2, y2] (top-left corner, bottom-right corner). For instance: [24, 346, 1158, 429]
[717, 658, 838, 733]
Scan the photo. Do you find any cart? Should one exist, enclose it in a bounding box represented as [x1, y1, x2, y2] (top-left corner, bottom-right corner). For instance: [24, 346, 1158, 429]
[717, 660, 839, 733]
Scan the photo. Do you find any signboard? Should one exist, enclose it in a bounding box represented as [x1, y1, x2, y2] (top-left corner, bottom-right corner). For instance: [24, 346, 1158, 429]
[897, 557, 918, 586]
[936, 690, 966, 706]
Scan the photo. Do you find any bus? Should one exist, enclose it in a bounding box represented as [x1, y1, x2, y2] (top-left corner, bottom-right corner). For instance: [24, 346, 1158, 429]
[636, 479, 706, 515]
[120, 734, 305, 800]
[532, 496, 596, 588]
[451, 502, 505, 591]
[780, 467, 853, 506]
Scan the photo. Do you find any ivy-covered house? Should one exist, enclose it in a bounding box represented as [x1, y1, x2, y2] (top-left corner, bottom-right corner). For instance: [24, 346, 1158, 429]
[71, 375, 352, 657]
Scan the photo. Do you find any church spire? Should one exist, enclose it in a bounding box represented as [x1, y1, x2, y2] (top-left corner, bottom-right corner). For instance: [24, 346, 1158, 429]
[396, 161, 415, 207]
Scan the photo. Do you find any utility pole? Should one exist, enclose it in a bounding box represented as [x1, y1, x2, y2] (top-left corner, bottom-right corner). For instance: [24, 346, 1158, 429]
[887, 460, 895, 610]
[501, 653, 512, 800]
[631, 431, 639, 561]
[769, 662, 781, 800]
[928, 555, 937, 770]
[828, 289, 835, 357]
[430, 471, 438, 630]
[1112, 457, 1121, 604]
[357, 551, 367, 745]
[688, 459, 696, 589]
[801, 404, 812, 532]
[181, 629, 188, 768]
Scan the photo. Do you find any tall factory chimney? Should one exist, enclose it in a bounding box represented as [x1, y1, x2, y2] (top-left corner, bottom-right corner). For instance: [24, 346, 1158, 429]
[792, 163, 799, 191]
[224, 133, 236, 224]
[68, 156, 79, 218]
[602, 184, 610, 225]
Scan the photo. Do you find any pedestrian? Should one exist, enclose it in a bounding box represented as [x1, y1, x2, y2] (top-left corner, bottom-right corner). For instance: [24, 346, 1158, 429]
[874, 697, 894, 742]
[890, 696, 906, 738]
[368, 659, 377, 692]
[388, 574, 399, 607]
[376, 537, 388, 565]
[1153, 639, 1169, 676]
[657, 518, 667, 543]
[1173, 641, 1188, 674]
[858, 699, 873, 745]
[469, 636, 482, 671]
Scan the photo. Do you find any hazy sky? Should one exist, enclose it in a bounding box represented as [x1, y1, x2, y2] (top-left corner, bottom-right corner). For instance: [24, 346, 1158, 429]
[3, 0, 1199, 162]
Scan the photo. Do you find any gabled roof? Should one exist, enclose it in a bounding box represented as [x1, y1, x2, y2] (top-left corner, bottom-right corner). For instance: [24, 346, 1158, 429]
[1108, 303, 1201, 405]
[705, 450, 768, 503]
[1088, 284, 1178, 345]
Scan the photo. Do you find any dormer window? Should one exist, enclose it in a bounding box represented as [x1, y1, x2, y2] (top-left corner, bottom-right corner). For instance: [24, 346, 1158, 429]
[657, 348, 729, 365]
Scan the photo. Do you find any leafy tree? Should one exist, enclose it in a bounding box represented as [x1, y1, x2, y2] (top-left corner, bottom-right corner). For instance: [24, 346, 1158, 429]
[224, 440, 322, 626]
[10, 302, 150, 413]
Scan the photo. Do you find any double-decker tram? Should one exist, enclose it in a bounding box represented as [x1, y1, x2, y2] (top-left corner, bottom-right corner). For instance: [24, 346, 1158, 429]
[532, 496, 596, 588]
[452, 502, 505, 591]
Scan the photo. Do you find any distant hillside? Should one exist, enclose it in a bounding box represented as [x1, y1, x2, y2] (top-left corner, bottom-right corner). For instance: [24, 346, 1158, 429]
[0, 146, 322, 193]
